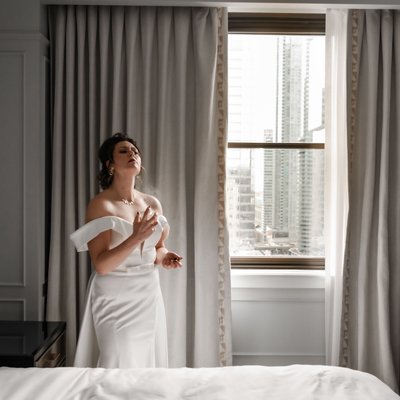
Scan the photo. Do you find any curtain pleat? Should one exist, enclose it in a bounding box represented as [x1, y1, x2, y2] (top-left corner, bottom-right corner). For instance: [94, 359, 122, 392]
[342, 9, 400, 392]
[47, 5, 231, 367]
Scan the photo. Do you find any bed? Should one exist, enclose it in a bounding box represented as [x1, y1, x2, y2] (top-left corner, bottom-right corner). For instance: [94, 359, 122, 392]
[0, 364, 399, 400]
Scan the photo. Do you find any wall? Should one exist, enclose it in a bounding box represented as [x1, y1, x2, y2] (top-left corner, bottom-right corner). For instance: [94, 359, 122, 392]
[232, 270, 325, 365]
[0, 0, 46, 34]
[0, 0, 49, 320]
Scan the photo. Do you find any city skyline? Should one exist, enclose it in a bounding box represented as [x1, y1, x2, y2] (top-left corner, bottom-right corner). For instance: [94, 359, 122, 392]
[227, 34, 325, 257]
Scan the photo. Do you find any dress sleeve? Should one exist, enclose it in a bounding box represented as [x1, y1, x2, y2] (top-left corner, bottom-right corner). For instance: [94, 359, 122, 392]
[70, 217, 131, 252]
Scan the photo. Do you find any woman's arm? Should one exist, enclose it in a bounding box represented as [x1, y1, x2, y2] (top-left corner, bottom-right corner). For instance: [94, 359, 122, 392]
[152, 202, 182, 269]
[138, 194, 182, 269]
[155, 226, 182, 269]
[88, 228, 142, 275]
[155, 225, 170, 265]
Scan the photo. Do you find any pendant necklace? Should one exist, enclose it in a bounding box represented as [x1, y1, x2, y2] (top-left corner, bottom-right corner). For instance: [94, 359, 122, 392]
[121, 197, 135, 206]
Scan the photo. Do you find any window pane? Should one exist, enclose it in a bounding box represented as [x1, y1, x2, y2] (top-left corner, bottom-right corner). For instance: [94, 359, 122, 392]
[228, 34, 325, 144]
[226, 148, 324, 257]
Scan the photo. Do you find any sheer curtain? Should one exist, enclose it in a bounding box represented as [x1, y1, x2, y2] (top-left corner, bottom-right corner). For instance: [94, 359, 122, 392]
[324, 9, 349, 366]
[46, 5, 232, 367]
[341, 10, 400, 392]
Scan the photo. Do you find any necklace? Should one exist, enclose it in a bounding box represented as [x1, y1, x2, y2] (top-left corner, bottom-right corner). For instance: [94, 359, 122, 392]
[121, 197, 135, 206]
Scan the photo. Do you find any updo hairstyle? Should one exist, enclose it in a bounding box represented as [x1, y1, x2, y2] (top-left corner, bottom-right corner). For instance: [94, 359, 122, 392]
[98, 132, 141, 190]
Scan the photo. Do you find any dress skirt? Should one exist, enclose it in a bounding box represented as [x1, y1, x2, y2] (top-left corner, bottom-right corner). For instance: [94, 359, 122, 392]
[93, 264, 167, 368]
[74, 264, 168, 368]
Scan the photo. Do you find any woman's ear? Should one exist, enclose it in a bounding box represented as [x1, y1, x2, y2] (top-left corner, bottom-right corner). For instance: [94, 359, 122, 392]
[106, 160, 115, 176]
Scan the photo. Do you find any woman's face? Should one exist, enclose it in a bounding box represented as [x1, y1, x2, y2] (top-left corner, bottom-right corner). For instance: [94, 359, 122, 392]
[111, 140, 141, 174]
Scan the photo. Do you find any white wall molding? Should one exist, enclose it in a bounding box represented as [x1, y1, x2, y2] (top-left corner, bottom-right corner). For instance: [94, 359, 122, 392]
[231, 269, 325, 367]
[0, 299, 26, 320]
[233, 353, 325, 366]
[0, 50, 26, 290]
[0, 32, 49, 46]
[0, 31, 48, 320]
[231, 269, 325, 289]
[233, 288, 324, 302]
[234, 351, 325, 357]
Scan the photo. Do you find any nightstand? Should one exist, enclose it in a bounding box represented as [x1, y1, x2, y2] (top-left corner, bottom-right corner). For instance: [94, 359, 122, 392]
[0, 321, 66, 367]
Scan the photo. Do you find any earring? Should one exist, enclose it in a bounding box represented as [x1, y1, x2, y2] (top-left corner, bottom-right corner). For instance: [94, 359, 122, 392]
[108, 167, 114, 176]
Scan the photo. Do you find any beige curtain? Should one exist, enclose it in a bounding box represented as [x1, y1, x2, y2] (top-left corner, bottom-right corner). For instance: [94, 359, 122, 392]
[342, 9, 400, 392]
[47, 5, 232, 367]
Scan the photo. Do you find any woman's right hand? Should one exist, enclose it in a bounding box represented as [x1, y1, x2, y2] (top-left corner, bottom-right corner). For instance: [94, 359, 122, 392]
[132, 206, 159, 243]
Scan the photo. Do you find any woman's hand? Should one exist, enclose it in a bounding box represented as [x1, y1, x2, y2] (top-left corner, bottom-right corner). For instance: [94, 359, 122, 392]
[161, 252, 183, 269]
[132, 206, 159, 243]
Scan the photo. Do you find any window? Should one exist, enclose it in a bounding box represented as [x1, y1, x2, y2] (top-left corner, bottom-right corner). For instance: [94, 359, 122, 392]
[227, 14, 326, 269]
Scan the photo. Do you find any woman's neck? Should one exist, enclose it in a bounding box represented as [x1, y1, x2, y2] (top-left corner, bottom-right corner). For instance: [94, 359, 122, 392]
[110, 175, 136, 202]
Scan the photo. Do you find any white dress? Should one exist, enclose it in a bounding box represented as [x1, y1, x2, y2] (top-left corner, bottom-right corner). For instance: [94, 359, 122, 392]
[70, 215, 169, 368]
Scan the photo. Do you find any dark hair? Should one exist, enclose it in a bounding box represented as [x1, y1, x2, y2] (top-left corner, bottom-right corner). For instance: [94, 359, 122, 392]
[98, 132, 141, 190]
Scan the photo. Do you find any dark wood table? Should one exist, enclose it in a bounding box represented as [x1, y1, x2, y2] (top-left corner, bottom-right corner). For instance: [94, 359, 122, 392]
[0, 321, 66, 367]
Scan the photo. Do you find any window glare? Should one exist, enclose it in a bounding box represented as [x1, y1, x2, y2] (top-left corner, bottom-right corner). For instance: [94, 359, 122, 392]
[227, 34, 325, 258]
[228, 34, 325, 144]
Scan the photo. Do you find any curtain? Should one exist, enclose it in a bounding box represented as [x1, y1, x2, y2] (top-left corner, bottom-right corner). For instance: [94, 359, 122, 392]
[46, 5, 232, 368]
[324, 9, 349, 366]
[342, 9, 400, 392]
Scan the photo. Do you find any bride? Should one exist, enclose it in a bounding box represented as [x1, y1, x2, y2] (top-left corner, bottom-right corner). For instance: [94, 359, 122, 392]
[70, 132, 182, 368]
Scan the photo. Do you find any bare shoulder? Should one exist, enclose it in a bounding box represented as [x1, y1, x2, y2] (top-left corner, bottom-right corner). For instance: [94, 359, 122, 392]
[85, 191, 115, 223]
[140, 192, 163, 214]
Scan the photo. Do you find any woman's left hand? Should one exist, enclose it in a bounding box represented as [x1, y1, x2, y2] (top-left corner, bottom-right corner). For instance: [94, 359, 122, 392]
[162, 252, 183, 269]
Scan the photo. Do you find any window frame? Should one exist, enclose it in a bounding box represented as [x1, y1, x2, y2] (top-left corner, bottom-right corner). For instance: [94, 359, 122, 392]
[227, 13, 326, 270]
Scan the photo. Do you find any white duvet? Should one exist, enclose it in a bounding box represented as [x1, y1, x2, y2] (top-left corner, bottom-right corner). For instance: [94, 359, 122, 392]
[0, 365, 398, 400]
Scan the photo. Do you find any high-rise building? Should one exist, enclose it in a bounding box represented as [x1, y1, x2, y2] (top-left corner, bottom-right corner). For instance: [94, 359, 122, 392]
[227, 34, 325, 257]
[226, 37, 256, 254]
[274, 37, 305, 248]
[255, 129, 274, 245]
[259, 36, 325, 256]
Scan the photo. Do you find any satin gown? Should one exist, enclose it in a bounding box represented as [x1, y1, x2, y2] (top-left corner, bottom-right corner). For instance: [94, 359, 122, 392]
[70, 215, 169, 368]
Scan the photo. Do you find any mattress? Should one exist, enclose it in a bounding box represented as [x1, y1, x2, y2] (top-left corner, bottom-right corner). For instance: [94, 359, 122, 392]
[0, 364, 398, 400]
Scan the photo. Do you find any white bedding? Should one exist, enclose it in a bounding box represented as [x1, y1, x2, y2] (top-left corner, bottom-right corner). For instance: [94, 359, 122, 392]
[0, 364, 398, 400]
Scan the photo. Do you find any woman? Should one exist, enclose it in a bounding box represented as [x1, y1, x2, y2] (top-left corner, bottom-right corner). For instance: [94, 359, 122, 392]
[70, 133, 182, 368]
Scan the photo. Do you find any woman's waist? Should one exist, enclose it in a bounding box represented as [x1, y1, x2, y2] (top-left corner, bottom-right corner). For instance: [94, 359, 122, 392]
[105, 263, 156, 275]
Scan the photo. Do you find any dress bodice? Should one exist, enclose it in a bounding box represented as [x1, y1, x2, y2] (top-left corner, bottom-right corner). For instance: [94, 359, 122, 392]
[70, 215, 168, 271]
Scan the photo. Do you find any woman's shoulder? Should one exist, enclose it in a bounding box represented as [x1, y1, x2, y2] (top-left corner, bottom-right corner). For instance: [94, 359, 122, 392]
[86, 191, 116, 223]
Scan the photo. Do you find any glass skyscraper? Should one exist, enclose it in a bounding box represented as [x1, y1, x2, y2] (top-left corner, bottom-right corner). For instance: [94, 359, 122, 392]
[227, 34, 325, 257]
